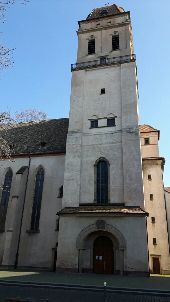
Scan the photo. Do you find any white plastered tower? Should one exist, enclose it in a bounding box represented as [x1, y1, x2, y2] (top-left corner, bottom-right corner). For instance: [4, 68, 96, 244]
[57, 4, 149, 275]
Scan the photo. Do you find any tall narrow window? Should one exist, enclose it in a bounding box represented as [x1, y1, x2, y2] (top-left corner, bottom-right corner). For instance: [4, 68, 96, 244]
[0, 169, 13, 231]
[88, 39, 95, 55]
[30, 167, 44, 231]
[150, 194, 153, 201]
[112, 34, 119, 51]
[96, 159, 109, 204]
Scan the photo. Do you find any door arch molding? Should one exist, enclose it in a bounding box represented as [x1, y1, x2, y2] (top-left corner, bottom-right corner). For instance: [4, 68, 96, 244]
[76, 222, 126, 250]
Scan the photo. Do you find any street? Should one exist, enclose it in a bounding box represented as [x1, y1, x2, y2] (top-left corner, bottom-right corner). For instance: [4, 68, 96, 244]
[1, 284, 170, 302]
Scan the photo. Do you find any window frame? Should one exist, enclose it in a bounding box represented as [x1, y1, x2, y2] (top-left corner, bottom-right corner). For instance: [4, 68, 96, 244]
[151, 217, 156, 224]
[153, 238, 157, 245]
[100, 88, 105, 95]
[148, 174, 152, 181]
[90, 120, 98, 129]
[144, 137, 150, 145]
[107, 118, 116, 127]
[30, 167, 44, 232]
[0, 168, 13, 232]
[150, 194, 153, 201]
[94, 158, 110, 205]
[112, 34, 119, 51]
[88, 39, 95, 55]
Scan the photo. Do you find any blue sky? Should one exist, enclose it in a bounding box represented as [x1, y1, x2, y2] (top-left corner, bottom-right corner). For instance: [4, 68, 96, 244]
[1, 0, 170, 185]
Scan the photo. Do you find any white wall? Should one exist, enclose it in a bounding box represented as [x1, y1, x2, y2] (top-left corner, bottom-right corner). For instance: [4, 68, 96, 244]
[0, 154, 65, 269]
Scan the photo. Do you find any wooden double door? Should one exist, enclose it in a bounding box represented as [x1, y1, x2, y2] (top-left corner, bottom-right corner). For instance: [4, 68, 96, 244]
[93, 236, 114, 274]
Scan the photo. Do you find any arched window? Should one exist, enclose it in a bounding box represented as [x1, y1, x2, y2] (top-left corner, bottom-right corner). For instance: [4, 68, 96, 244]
[95, 159, 109, 204]
[30, 167, 44, 231]
[0, 169, 13, 231]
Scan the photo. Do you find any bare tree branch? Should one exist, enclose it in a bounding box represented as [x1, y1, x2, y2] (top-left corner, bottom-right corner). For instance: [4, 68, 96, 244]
[0, 110, 47, 160]
[0, 0, 29, 69]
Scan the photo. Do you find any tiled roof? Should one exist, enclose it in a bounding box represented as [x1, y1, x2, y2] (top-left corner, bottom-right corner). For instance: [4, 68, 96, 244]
[0, 120, 161, 157]
[0, 119, 69, 156]
[86, 4, 125, 20]
[139, 124, 160, 139]
[165, 187, 170, 194]
[58, 206, 147, 216]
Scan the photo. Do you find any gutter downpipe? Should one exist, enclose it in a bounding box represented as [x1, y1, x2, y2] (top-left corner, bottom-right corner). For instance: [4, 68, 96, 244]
[14, 155, 31, 269]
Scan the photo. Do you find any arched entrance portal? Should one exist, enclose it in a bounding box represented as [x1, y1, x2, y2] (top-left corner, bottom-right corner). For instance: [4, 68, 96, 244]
[76, 222, 126, 274]
[93, 236, 114, 274]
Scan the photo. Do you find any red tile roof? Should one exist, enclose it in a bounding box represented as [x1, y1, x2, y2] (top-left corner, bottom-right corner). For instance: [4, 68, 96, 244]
[165, 187, 170, 194]
[139, 124, 160, 139]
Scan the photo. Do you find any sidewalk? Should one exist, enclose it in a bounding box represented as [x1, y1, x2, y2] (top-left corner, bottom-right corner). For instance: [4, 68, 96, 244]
[0, 270, 169, 291]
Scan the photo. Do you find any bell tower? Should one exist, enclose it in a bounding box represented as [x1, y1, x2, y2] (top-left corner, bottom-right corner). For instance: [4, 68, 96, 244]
[63, 4, 143, 207]
[57, 4, 148, 275]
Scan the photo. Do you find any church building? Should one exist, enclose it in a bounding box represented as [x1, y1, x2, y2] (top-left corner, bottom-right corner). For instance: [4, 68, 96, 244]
[0, 4, 170, 275]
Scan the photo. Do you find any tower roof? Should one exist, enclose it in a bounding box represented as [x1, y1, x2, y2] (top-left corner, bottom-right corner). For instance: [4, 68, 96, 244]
[86, 4, 125, 20]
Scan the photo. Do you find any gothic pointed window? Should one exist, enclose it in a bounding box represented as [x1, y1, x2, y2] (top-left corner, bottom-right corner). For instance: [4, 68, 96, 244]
[95, 159, 109, 204]
[0, 169, 13, 231]
[30, 167, 44, 231]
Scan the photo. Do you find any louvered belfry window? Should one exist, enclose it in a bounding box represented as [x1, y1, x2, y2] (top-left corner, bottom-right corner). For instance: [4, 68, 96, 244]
[31, 167, 44, 231]
[0, 169, 13, 231]
[88, 39, 95, 55]
[96, 160, 108, 204]
[112, 34, 119, 51]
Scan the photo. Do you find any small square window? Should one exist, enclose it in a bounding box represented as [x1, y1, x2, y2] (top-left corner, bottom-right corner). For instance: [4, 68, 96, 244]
[91, 120, 98, 128]
[101, 88, 105, 95]
[40, 141, 47, 147]
[107, 118, 115, 127]
[151, 217, 155, 223]
[144, 138, 150, 145]
[100, 57, 106, 65]
[148, 174, 152, 181]
[153, 238, 157, 245]
[150, 194, 153, 201]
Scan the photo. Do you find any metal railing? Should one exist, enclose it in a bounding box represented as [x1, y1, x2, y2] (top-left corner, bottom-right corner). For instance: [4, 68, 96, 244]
[71, 54, 136, 71]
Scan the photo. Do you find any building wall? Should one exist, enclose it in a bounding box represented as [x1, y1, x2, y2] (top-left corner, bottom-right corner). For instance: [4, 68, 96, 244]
[56, 215, 148, 274]
[165, 190, 170, 250]
[140, 132, 170, 274]
[0, 128, 169, 273]
[0, 154, 65, 269]
[64, 63, 144, 208]
[77, 14, 132, 62]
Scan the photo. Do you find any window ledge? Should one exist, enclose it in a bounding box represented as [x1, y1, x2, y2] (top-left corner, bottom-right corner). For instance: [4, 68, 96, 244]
[110, 49, 120, 53]
[26, 229, 40, 234]
[90, 125, 116, 129]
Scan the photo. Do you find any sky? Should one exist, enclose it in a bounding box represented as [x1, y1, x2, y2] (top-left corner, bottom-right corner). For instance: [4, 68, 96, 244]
[1, 0, 170, 185]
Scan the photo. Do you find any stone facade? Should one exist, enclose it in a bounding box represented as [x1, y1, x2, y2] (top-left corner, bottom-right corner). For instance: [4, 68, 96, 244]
[0, 4, 169, 274]
[56, 4, 148, 275]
